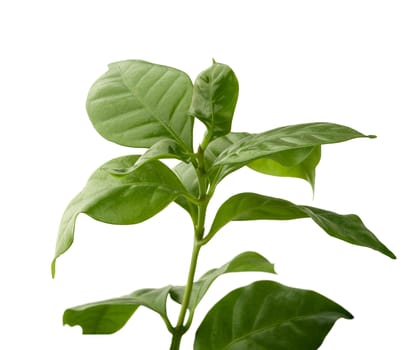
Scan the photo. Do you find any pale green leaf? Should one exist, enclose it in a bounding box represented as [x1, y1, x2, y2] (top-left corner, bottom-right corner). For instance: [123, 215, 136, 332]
[86, 60, 193, 150]
[248, 146, 321, 191]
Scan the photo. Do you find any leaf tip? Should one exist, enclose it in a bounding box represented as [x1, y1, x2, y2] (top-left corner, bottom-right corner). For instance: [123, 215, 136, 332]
[346, 311, 355, 320]
[386, 250, 397, 260]
[378, 242, 396, 259]
[368, 134, 377, 139]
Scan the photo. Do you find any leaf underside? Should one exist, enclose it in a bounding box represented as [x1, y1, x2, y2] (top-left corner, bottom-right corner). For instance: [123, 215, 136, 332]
[209, 122, 374, 186]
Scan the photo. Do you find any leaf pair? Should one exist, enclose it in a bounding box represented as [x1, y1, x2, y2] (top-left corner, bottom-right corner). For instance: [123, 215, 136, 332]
[63, 252, 352, 350]
[87, 60, 239, 156]
[63, 252, 275, 333]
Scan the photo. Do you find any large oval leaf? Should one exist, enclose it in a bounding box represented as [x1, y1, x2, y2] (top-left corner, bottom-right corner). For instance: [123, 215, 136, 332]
[86, 60, 194, 150]
[52, 155, 187, 277]
[170, 251, 275, 311]
[212, 123, 374, 180]
[63, 286, 172, 334]
[194, 280, 353, 350]
[208, 192, 396, 259]
[189, 61, 239, 139]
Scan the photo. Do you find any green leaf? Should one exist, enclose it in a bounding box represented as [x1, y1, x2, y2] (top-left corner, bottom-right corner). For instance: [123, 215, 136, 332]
[211, 123, 374, 183]
[189, 61, 239, 140]
[52, 155, 188, 277]
[173, 161, 199, 221]
[204, 132, 249, 184]
[209, 192, 396, 259]
[107, 139, 191, 176]
[248, 146, 321, 191]
[204, 132, 249, 167]
[194, 280, 353, 350]
[86, 60, 193, 150]
[63, 286, 172, 334]
[170, 251, 275, 311]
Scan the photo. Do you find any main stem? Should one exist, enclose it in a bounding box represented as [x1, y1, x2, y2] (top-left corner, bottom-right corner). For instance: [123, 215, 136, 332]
[169, 146, 209, 350]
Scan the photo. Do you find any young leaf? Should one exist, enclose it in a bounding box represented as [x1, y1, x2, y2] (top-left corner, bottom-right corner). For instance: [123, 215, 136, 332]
[248, 145, 321, 191]
[211, 123, 374, 185]
[63, 286, 173, 334]
[208, 192, 396, 259]
[204, 132, 249, 185]
[86, 60, 194, 150]
[173, 161, 199, 221]
[189, 61, 239, 140]
[204, 132, 249, 167]
[194, 280, 353, 350]
[107, 139, 191, 176]
[52, 155, 188, 277]
[170, 251, 275, 311]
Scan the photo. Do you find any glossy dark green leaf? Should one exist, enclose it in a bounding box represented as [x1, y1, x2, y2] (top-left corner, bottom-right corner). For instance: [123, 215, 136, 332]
[189, 61, 239, 139]
[170, 251, 275, 311]
[194, 280, 353, 350]
[86, 60, 193, 150]
[212, 123, 375, 180]
[107, 139, 191, 176]
[63, 286, 172, 334]
[209, 192, 396, 259]
[52, 155, 188, 277]
[248, 146, 321, 191]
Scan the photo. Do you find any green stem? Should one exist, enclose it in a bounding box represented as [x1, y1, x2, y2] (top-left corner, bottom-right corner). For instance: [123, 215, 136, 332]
[169, 145, 209, 350]
[169, 331, 183, 350]
[169, 240, 201, 350]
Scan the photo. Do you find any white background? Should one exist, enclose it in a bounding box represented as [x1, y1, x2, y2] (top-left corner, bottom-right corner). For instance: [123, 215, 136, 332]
[1, 0, 412, 349]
